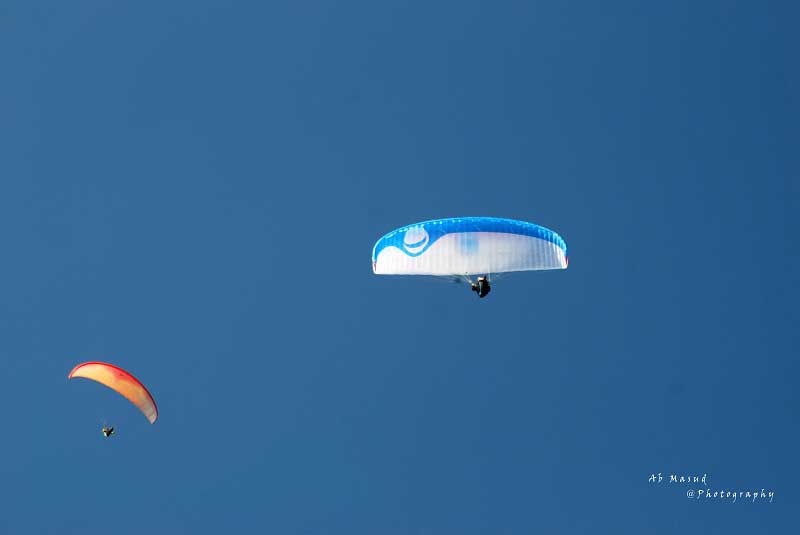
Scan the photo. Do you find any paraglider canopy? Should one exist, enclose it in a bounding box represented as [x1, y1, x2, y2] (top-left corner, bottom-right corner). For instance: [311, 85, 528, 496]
[68, 362, 158, 424]
[372, 216, 568, 276]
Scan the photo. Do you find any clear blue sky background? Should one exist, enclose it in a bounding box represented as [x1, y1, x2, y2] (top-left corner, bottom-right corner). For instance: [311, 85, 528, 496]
[2, 1, 797, 533]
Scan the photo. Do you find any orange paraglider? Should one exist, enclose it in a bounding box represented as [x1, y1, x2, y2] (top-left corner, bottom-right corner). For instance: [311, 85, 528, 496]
[68, 362, 158, 424]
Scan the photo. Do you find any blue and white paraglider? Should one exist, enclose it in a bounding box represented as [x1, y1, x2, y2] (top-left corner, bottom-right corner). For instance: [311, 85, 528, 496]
[372, 217, 568, 298]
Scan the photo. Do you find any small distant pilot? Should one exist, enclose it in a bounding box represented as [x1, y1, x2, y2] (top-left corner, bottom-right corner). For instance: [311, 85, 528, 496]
[471, 276, 491, 298]
[101, 426, 115, 438]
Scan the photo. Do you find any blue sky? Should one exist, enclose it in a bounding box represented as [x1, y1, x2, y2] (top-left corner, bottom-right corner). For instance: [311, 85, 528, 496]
[1, 1, 797, 533]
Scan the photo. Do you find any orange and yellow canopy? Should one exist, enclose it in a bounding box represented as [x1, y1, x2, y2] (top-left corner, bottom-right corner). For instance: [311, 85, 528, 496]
[68, 362, 158, 424]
